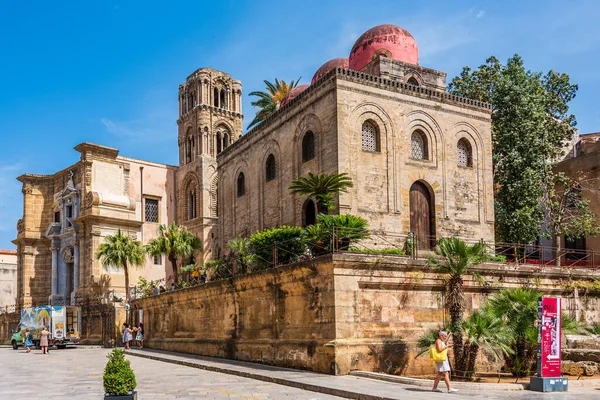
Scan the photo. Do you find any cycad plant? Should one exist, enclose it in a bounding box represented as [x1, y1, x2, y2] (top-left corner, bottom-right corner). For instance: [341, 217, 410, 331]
[461, 310, 514, 379]
[289, 172, 353, 214]
[96, 229, 145, 303]
[426, 237, 488, 377]
[226, 237, 255, 274]
[248, 78, 300, 128]
[145, 223, 202, 283]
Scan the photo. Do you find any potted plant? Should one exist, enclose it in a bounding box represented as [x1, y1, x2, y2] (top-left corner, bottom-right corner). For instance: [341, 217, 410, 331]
[103, 348, 137, 399]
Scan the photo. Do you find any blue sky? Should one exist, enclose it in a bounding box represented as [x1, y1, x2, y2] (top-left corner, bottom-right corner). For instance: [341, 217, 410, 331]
[0, 0, 599, 249]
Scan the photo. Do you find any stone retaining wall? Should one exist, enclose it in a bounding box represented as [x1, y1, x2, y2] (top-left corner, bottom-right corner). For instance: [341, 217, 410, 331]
[131, 253, 600, 376]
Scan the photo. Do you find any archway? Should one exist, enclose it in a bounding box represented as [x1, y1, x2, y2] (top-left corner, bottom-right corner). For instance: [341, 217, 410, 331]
[302, 199, 317, 227]
[409, 181, 435, 250]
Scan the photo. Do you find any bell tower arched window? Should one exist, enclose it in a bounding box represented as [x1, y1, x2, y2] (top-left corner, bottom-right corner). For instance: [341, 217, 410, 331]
[187, 189, 197, 220]
[457, 138, 473, 168]
[213, 88, 219, 107]
[237, 173, 246, 197]
[220, 89, 226, 109]
[216, 132, 222, 154]
[265, 154, 276, 182]
[411, 130, 428, 160]
[302, 131, 315, 162]
[361, 121, 380, 152]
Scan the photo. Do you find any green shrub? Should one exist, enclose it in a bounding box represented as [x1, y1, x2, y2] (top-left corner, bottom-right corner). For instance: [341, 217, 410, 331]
[103, 348, 136, 395]
[250, 226, 307, 268]
[204, 259, 233, 280]
[489, 254, 507, 262]
[305, 214, 370, 252]
[348, 248, 404, 255]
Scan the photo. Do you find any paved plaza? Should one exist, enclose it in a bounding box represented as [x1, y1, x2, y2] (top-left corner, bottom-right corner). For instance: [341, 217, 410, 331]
[1, 347, 600, 400]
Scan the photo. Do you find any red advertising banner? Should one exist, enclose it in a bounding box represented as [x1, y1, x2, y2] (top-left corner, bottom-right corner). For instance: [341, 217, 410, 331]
[537, 297, 562, 377]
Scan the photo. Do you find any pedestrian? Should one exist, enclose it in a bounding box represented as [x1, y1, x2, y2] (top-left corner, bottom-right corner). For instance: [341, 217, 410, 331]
[122, 323, 132, 349]
[40, 326, 50, 355]
[159, 285, 166, 293]
[135, 322, 144, 349]
[152, 285, 159, 296]
[24, 328, 33, 353]
[170, 282, 175, 291]
[431, 330, 458, 393]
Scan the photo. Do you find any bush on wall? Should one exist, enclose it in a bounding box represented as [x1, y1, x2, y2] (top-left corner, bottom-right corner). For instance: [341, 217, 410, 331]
[249, 226, 307, 268]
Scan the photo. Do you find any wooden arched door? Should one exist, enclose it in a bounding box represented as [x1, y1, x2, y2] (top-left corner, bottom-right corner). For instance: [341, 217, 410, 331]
[409, 181, 435, 249]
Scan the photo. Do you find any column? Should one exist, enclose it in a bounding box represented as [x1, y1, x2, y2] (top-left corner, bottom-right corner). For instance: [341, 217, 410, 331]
[73, 242, 80, 293]
[50, 245, 59, 295]
[57, 255, 66, 301]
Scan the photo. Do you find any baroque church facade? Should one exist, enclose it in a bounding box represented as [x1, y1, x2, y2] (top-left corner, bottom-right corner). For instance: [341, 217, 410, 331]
[13, 24, 494, 307]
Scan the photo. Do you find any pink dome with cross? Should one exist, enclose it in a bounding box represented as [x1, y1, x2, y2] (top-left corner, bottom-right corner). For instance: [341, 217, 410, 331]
[349, 24, 418, 71]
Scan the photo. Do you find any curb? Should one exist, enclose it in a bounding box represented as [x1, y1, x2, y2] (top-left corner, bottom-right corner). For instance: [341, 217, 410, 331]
[125, 350, 408, 400]
[350, 371, 527, 391]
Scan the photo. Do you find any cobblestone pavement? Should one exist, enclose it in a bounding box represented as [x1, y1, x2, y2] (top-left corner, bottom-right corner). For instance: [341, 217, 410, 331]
[1, 347, 599, 400]
[0, 347, 343, 399]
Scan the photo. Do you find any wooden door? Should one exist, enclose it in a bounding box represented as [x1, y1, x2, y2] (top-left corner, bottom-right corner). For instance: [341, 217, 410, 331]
[410, 181, 434, 249]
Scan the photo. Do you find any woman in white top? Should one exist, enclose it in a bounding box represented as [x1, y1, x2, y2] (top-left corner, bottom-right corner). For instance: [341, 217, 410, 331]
[432, 330, 458, 393]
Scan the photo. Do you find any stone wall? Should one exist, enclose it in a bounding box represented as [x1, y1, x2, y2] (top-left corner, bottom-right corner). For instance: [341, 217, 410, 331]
[131, 253, 600, 376]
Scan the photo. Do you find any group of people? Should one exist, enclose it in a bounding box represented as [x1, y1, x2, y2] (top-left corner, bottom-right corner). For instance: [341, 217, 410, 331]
[122, 322, 144, 350]
[151, 283, 177, 296]
[22, 326, 51, 355]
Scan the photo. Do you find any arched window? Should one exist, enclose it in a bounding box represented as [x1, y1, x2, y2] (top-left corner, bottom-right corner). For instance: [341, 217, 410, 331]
[457, 138, 473, 168]
[407, 77, 419, 86]
[187, 189, 197, 220]
[302, 131, 315, 162]
[185, 136, 192, 164]
[223, 132, 230, 149]
[411, 130, 428, 160]
[303, 199, 317, 227]
[237, 173, 246, 197]
[361, 121, 379, 152]
[220, 89, 226, 109]
[265, 154, 276, 182]
[213, 88, 219, 107]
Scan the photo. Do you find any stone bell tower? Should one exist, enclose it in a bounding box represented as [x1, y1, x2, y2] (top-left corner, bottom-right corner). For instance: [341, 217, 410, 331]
[175, 68, 243, 262]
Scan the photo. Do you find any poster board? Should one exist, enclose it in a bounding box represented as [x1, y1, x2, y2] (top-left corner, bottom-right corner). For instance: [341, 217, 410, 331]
[51, 306, 65, 339]
[537, 297, 562, 378]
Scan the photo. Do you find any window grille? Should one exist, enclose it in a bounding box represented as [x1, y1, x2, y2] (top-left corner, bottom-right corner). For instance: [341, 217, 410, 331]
[457, 139, 472, 167]
[265, 154, 276, 182]
[362, 121, 378, 152]
[302, 131, 315, 162]
[145, 199, 159, 223]
[153, 255, 161, 265]
[411, 131, 427, 160]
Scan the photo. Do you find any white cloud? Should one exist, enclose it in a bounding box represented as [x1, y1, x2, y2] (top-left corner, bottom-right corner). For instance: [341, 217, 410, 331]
[476, 10, 485, 19]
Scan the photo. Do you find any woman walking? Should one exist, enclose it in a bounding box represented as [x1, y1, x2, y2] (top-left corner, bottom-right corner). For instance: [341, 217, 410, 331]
[40, 326, 50, 355]
[432, 330, 458, 393]
[135, 322, 144, 349]
[24, 328, 33, 353]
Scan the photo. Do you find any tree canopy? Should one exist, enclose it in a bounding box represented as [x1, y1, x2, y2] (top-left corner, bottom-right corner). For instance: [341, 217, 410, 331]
[448, 55, 578, 244]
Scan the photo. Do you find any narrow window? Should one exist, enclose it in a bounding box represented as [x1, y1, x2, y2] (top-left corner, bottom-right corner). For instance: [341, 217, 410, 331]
[213, 87, 219, 107]
[187, 190, 197, 220]
[153, 255, 162, 265]
[217, 132, 222, 154]
[457, 138, 473, 168]
[54, 211, 60, 223]
[361, 121, 379, 152]
[220, 89, 226, 109]
[265, 154, 276, 182]
[302, 131, 315, 162]
[237, 173, 246, 197]
[145, 199, 159, 223]
[186, 139, 192, 163]
[223, 132, 230, 149]
[411, 130, 428, 160]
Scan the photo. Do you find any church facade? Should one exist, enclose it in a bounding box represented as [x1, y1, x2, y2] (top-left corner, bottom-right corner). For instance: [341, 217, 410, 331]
[13, 24, 494, 307]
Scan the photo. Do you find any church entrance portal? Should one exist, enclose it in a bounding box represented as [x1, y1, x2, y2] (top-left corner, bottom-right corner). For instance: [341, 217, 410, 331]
[409, 181, 435, 250]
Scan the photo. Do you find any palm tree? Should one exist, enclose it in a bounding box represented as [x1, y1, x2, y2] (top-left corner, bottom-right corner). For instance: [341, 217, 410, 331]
[426, 237, 488, 377]
[248, 78, 300, 129]
[485, 288, 540, 377]
[289, 172, 353, 214]
[226, 237, 255, 274]
[461, 310, 513, 380]
[145, 223, 202, 283]
[95, 229, 145, 303]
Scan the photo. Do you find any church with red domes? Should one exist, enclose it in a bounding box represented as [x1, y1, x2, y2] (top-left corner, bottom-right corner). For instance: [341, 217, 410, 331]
[176, 23, 495, 257]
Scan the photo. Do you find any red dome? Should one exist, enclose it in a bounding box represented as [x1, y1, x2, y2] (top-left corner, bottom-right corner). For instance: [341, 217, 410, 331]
[349, 24, 418, 71]
[280, 84, 309, 107]
[311, 58, 349, 84]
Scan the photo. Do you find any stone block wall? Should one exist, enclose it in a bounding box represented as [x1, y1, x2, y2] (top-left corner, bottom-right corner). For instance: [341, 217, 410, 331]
[131, 253, 600, 376]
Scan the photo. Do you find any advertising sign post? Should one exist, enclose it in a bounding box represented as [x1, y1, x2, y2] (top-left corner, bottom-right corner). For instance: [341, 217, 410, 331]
[530, 297, 568, 392]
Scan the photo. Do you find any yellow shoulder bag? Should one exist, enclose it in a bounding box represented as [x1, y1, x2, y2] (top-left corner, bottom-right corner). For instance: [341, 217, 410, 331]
[429, 345, 448, 362]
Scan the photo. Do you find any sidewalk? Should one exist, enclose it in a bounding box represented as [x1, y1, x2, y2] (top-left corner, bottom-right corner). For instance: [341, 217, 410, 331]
[124, 348, 600, 400]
